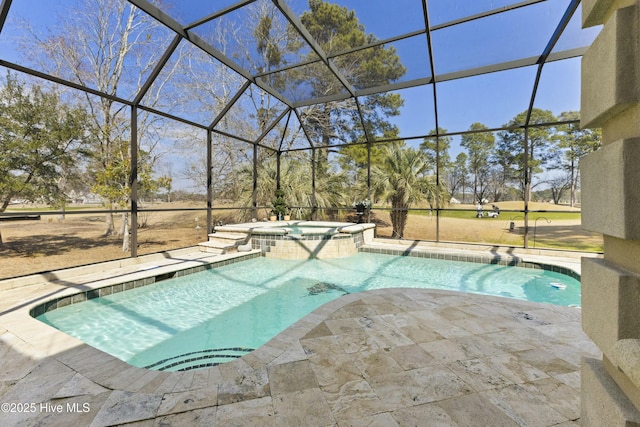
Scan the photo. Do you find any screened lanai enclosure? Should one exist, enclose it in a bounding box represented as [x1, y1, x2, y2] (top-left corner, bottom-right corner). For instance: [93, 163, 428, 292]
[0, 0, 603, 277]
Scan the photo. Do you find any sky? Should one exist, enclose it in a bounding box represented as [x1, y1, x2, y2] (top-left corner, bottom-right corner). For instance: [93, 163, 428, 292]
[0, 0, 601, 190]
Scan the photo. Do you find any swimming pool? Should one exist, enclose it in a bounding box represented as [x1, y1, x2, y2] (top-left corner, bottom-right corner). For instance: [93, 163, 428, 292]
[35, 252, 580, 371]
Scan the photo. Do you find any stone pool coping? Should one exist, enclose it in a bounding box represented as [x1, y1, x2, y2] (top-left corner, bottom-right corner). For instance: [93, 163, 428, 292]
[0, 242, 599, 425]
[214, 220, 376, 235]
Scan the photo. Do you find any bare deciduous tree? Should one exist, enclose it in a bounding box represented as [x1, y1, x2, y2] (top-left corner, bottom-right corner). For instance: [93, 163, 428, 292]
[21, 0, 185, 249]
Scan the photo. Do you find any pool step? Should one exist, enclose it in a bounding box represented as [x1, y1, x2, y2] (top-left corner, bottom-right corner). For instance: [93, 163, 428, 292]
[198, 232, 250, 254]
[144, 347, 254, 371]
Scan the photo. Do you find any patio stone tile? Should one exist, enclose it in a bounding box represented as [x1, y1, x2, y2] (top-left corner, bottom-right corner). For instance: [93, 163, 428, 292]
[171, 371, 196, 393]
[268, 360, 318, 395]
[420, 338, 470, 364]
[448, 333, 508, 359]
[325, 318, 364, 335]
[307, 353, 364, 391]
[214, 396, 275, 427]
[368, 366, 472, 411]
[410, 312, 474, 339]
[335, 331, 385, 354]
[79, 357, 130, 386]
[51, 344, 108, 370]
[220, 358, 267, 387]
[552, 370, 581, 391]
[321, 379, 384, 421]
[100, 366, 153, 391]
[437, 306, 476, 321]
[0, 333, 44, 382]
[446, 358, 513, 392]
[394, 323, 444, 345]
[483, 353, 549, 384]
[3, 391, 111, 427]
[520, 377, 581, 420]
[301, 335, 345, 359]
[524, 307, 574, 325]
[153, 405, 217, 427]
[54, 372, 110, 398]
[301, 321, 333, 339]
[156, 387, 218, 416]
[451, 317, 506, 335]
[151, 372, 188, 395]
[89, 390, 163, 427]
[1, 369, 76, 404]
[485, 383, 568, 427]
[351, 348, 404, 379]
[268, 340, 307, 365]
[437, 392, 519, 427]
[327, 302, 369, 319]
[480, 329, 538, 353]
[190, 370, 215, 391]
[273, 388, 335, 427]
[535, 342, 584, 367]
[217, 381, 270, 406]
[336, 411, 399, 427]
[127, 370, 171, 394]
[511, 348, 578, 376]
[408, 365, 474, 401]
[390, 402, 459, 426]
[387, 343, 436, 370]
[251, 345, 284, 364]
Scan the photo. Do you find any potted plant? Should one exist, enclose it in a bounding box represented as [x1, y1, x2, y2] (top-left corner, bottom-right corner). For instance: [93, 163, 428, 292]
[271, 189, 287, 221]
[352, 199, 371, 223]
[352, 199, 371, 213]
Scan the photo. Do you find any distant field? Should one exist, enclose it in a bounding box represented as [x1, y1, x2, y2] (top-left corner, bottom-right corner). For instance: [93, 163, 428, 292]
[371, 201, 601, 253]
[0, 201, 602, 280]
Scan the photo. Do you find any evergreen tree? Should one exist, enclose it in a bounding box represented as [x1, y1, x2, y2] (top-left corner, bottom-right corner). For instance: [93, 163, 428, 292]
[0, 72, 89, 212]
[420, 128, 452, 175]
[300, 0, 406, 149]
[496, 109, 557, 201]
[0, 72, 89, 245]
[461, 123, 494, 203]
[552, 111, 601, 206]
[448, 152, 469, 203]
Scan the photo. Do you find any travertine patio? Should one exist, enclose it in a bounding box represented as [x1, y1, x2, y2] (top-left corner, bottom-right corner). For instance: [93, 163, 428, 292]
[0, 245, 599, 426]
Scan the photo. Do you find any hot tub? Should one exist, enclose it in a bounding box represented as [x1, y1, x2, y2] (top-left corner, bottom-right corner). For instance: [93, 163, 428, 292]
[214, 221, 376, 259]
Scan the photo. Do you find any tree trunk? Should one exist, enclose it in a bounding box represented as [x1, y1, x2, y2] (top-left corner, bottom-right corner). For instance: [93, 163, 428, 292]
[570, 159, 576, 208]
[473, 171, 478, 204]
[103, 204, 115, 237]
[121, 212, 129, 252]
[118, 212, 127, 236]
[390, 204, 408, 239]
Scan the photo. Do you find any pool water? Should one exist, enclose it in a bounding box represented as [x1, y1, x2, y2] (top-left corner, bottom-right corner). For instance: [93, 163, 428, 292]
[37, 253, 581, 371]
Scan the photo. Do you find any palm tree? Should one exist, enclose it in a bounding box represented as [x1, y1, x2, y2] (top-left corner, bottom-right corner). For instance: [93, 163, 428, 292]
[371, 143, 439, 239]
[231, 154, 348, 220]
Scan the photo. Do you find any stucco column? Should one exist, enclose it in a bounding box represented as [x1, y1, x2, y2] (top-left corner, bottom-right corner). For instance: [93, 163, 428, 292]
[580, 0, 640, 425]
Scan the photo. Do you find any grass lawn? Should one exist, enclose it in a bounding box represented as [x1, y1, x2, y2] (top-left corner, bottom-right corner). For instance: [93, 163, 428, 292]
[372, 201, 602, 253]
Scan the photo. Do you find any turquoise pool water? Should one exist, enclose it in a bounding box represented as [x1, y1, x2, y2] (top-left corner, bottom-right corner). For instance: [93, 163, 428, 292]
[37, 253, 580, 371]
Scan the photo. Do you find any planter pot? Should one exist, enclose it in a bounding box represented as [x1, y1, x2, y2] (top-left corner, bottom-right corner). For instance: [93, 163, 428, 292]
[269, 215, 277, 221]
[283, 215, 291, 221]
